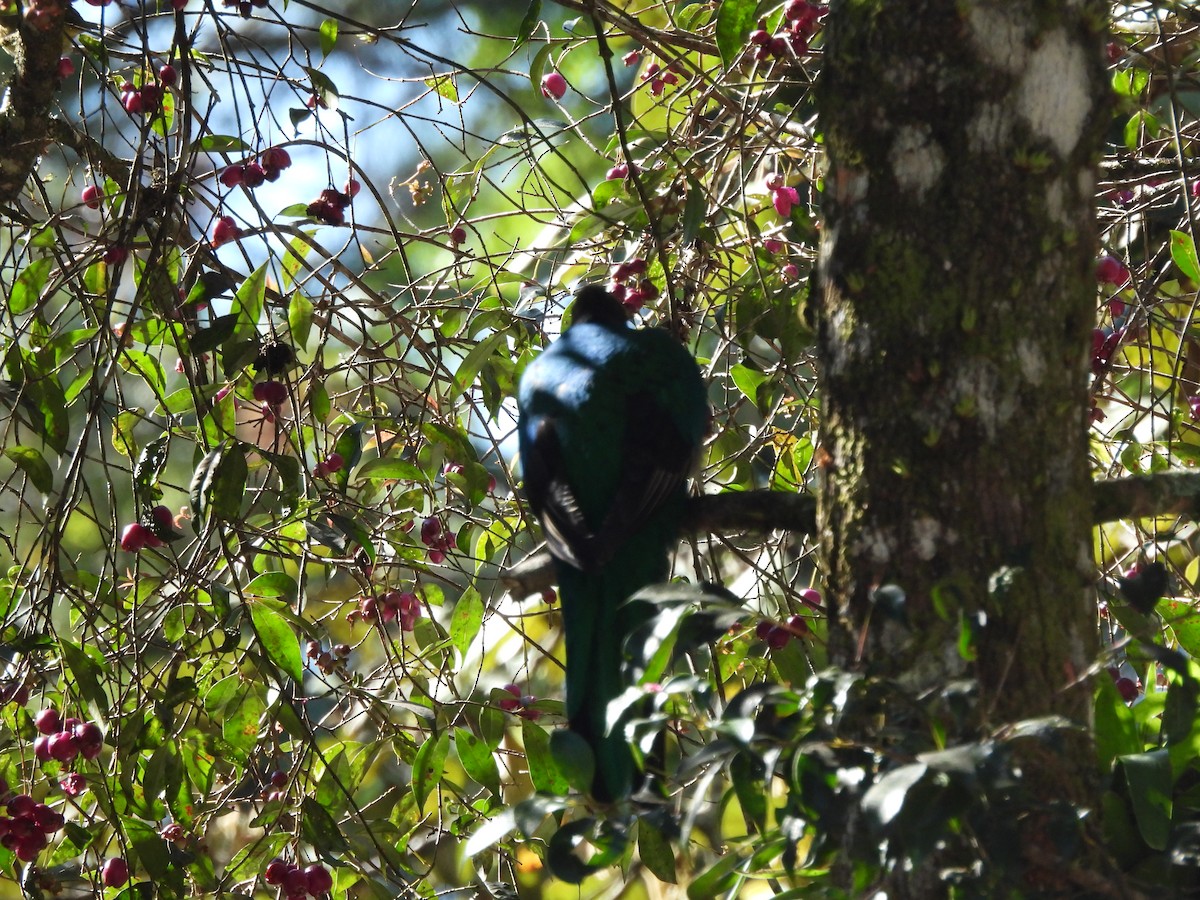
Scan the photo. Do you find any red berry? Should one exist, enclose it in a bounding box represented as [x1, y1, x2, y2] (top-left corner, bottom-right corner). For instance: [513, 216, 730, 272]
[269, 769, 287, 789]
[220, 166, 244, 188]
[32, 805, 63, 833]
[344, 178, 361, 198]
[282, 866, 308, 896]
[7, 795, 34, 818]
[122, 91, 144, 114]
[34, 736, 51, 761]
[48, 731, 79, 763]
[1096, 255, 1130, 286]
[749, 29, 770, 46]
[765, 626, 790, 650]
[120, 522, 162, 552]
[798, 588, 823, 608]
[252, 380, 287, 407]
[158, 64, 177, 87]
[57, 56, 75, 78]
[449, 226, 467, 245]
[103, 245, 129, 266]
[101, 856, 130, 888]
[260, 146, 292, 172]
[34, 708, 61, 735]
[323, 452, 344, 473]
[264, 859, 290, 885]
[74, 722, 104, 759]
[241, 162, 266, 188]
[540, 71, 567, 100]
[82, 184, 102, 209]
[786, 614, 810, 636]
[211, 215, 241, 247]
[304, 864, 333, 894]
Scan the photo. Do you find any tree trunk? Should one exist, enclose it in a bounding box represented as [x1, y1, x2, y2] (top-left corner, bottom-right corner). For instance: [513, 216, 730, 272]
[815, 1, 1110, 889]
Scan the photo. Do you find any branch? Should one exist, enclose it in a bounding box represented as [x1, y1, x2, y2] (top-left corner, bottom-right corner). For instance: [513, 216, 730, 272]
[502, 472, 1200, 596]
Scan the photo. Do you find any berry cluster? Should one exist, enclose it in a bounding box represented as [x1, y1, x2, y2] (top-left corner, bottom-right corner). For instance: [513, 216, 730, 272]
[1091, 255, 1132, 379]
[419, 516, 453, 564]
[263, 859, 333, 898]
[0, 791, 65, 862]
[312, 452, 345, 479]
[755, 589, 822, 650]
[305, 640, 351, 676]
[353, 590, 422, 632]
[765, 172, 799, 218]
[763, 237, 800, 281]
[119, 76, 167, 116]
[221, 146, 293, 189]
[640, 60, 680, 96]
[496, 683, 540, 720]
[120, 505, 180, 553]
[608, 258, 659, 312]
[306, 184, 357, 226]
[748, 1, 826, 61]
[32, 707, 105, 764]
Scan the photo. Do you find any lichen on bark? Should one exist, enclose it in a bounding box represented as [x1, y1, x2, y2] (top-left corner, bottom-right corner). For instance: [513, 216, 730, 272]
[814, 0, 1110, 723]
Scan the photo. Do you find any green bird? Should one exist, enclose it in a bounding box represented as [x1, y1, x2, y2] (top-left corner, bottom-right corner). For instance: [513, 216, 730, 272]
[517, 285, 708, 800]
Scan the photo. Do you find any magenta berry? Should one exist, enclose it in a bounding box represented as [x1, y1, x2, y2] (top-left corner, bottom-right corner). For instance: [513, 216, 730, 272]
[82, 184, 102, 209]
[304, 864, 333, 894]
[34, 708, 61, 735]
[252, 380, 287, 407]
[540, 71, 567, 100]
[158, 63, 177, 86]
[211, 215, 241, 247]
[101, 856, 130, 888]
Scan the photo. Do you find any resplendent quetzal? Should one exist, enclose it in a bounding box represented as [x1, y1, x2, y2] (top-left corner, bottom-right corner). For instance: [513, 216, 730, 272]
[517, 285, 708, 800]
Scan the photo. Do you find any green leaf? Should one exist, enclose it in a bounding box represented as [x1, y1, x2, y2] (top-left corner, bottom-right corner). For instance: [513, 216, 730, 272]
[192, 134, 250, 153]
[637, 816, 677, 884]
[319, 18, 338, 57]
[730, 362, 770, 412]
[714, 0, 757, 68]
[4, 445, 53, 493]
[10, 258, 52, 315]
[450, 587, 484, 657]
[232, 263, 268, 344]
[687, 850, 742, 899]
[59, 640, 108, 712]
[356, 457, 424, 482]
[425, 73, 459, 103]
[1171, 230, 1200, 283]
[244, 572, 298, 600]
[681, 178, 706, 245]
[331, 422, 364, 489]
[411, 731, 450, 809]
[300, 796, 349, 852]
[455, 727, 500, 796]
[288, 291, 313, 348]
[190, 314, 239, 354]
[190, 441, 247, 526]
[731, 751, 767, 832]
[248, 600, 303, 683]
[1118, 750, 1172, 851]
[522, 720, 568, 795]
[516, 0, 542, 45]
[133, 435, 169, 502]
[548, 729, 594, 794]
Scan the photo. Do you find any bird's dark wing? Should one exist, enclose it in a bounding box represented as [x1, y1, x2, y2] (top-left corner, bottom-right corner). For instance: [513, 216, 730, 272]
[523, 417, 599, 572]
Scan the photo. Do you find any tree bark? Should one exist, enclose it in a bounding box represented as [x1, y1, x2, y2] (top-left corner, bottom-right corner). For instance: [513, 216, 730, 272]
[815, 1, 1110, 889]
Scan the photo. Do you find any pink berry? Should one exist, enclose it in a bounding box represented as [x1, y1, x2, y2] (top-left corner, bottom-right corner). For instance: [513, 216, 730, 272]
[241, 162, 266, 188]
[786, 614, 810, 636]
[101, 856, 130, 888]
[781, 263, 800, 281]
[540, 71, 567, 100]
[120, 522, 161, 553]
[57, 56, 75, 78]
[34, 708, 61, 735]
[158, 64, 177, 87]
[344, 178, 361, 198]
[622, 50, 640, 66]
[59, 773, 86, 797]
[765, 626, 790, 650]
[322, 452, 344, 473]
[211, 215, 241, 247]
[34, 736, 51, 761]
[798, 588, 823, 608]
[122, 91, 144, 114]
[763, 238, 783, 253]
[606, 163, 629, 180]
[82, 184, 102, 209]
[220, 166, 244, 188]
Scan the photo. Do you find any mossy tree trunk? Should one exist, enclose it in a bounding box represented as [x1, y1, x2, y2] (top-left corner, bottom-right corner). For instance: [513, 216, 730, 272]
[815, 0, 1108, 724]
[812, 4, 1113, 888]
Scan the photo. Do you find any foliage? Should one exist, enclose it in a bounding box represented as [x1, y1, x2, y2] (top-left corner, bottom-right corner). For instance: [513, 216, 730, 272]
[0, 0, 1194, 897]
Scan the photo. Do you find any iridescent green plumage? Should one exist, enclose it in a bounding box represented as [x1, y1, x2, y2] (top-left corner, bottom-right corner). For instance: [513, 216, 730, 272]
[517, 286, 708, 800]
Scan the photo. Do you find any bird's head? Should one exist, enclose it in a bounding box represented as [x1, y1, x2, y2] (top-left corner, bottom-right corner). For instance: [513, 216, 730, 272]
[568, 285, 629, 329]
